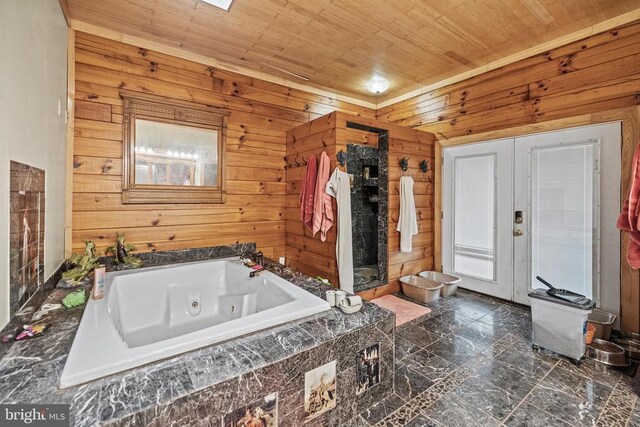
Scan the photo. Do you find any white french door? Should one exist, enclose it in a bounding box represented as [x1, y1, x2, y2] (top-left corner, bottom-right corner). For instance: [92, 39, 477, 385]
[442, 138, 514, 300]
[442, 123, 621, 310]
[514, 128, 600, 304]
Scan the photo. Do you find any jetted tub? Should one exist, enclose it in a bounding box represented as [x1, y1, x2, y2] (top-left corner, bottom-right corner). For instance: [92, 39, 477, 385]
[59, 257, 331, 388]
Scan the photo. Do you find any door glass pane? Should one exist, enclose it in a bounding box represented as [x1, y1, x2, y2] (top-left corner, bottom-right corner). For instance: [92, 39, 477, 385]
[530, 143, 595, 297]
[453, 155, 496, 280]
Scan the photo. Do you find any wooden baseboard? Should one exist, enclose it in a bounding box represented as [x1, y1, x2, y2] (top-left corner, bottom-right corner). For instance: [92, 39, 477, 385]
[357, 281, 401, 300]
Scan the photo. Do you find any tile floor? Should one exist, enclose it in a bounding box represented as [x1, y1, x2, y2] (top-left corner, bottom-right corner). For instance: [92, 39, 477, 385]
[353, 290, 640, 427]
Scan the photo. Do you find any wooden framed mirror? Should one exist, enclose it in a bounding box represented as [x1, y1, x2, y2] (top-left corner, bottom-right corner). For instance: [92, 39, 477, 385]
[120, 91, 229, 204]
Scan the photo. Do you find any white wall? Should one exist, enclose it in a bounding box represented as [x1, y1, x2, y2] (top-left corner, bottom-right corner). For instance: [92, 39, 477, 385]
[0, 0, 68, 328]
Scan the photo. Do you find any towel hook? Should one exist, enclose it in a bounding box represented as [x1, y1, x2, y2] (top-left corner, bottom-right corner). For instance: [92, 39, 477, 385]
[337, 150, 347, 169]
[419, 160, 429, 173]
[400, 157, 410, 177]
[419, 160, 429, 182]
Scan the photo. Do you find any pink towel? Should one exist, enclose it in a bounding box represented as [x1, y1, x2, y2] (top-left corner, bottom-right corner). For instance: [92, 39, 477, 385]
[618, 141, 640, 269]
[312, 152, 333, 241]
[299, 154, 317, 231]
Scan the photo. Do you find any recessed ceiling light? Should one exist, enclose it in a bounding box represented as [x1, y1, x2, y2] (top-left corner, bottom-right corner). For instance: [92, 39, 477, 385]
[201, 0, 234, 11]
[366, 76, 389, 94]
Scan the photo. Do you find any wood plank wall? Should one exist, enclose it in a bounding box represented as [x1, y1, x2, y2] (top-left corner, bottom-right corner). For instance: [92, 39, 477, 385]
[285, 113, 340, 284]
[377, 21, 640, 137]
[385, 130, 436, 291]
[285, 112, 435, 297]
[71, 32, 375, 258]
[377, 20, 640, 329]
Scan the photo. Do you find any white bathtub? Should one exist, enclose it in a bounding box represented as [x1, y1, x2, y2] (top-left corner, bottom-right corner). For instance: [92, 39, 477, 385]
[59, 257, 331, 388]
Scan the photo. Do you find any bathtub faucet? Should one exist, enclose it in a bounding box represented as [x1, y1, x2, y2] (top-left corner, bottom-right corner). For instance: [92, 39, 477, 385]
[241, 251, 265, 277]
[241, 251, 264, 266]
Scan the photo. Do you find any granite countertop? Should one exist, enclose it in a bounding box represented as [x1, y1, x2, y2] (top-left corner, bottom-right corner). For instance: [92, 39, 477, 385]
[0, 245, 394, 426]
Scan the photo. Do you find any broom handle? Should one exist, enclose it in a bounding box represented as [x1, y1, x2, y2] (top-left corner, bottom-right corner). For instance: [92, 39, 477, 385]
[535, 276, 555, 290]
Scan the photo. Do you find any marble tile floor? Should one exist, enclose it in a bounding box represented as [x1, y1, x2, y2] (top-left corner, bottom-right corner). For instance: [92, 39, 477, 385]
[352, 290, 640, 427]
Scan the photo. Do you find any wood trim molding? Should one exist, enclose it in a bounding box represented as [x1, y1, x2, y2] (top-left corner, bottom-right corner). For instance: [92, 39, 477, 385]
[58, 0, 71, 27]
[64, 28, 75, 258]
[434, 105, 640, 331]
[434, 141, 443, 274]
[358, 282, 401, 301]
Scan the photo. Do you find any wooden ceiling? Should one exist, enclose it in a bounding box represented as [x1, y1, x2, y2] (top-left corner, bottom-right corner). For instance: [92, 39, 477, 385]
[64, 0, 640, 104]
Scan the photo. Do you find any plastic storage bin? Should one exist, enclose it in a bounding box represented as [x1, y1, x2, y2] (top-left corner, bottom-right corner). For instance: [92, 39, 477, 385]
[529, 288, 595, 361]
[399, 275, 443, 303]
[418, 271, 461, 296]
[587, 308, 616, 341]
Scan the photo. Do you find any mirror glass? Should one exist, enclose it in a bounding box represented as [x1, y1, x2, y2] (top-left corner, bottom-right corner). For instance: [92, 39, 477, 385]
[133, 119, 218, 187]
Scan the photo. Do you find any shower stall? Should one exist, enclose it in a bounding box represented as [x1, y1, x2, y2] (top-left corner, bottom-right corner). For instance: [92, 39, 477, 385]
[345, 122, 388, 292]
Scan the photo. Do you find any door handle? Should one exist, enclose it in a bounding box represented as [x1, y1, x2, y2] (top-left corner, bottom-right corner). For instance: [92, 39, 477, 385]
[513, 228, 524, 236]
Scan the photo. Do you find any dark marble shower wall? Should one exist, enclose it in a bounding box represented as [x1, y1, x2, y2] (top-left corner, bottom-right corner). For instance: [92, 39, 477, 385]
[377, 131, 389, 287]
[345, 122, 389, 292]
[347, 144, 379, 268]
[9, 161, 45, 317]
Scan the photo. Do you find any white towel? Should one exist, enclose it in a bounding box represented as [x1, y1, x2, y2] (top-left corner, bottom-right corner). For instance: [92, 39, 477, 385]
[396, 176, 418, 253]
[326, 168, 354, 294]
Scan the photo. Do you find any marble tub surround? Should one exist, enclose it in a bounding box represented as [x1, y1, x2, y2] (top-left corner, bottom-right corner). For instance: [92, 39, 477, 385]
[97, 241, 257, 270]
[0, 243, 255, 359]
[0, 246, 395, 426]
[60, 257, 332, 387]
